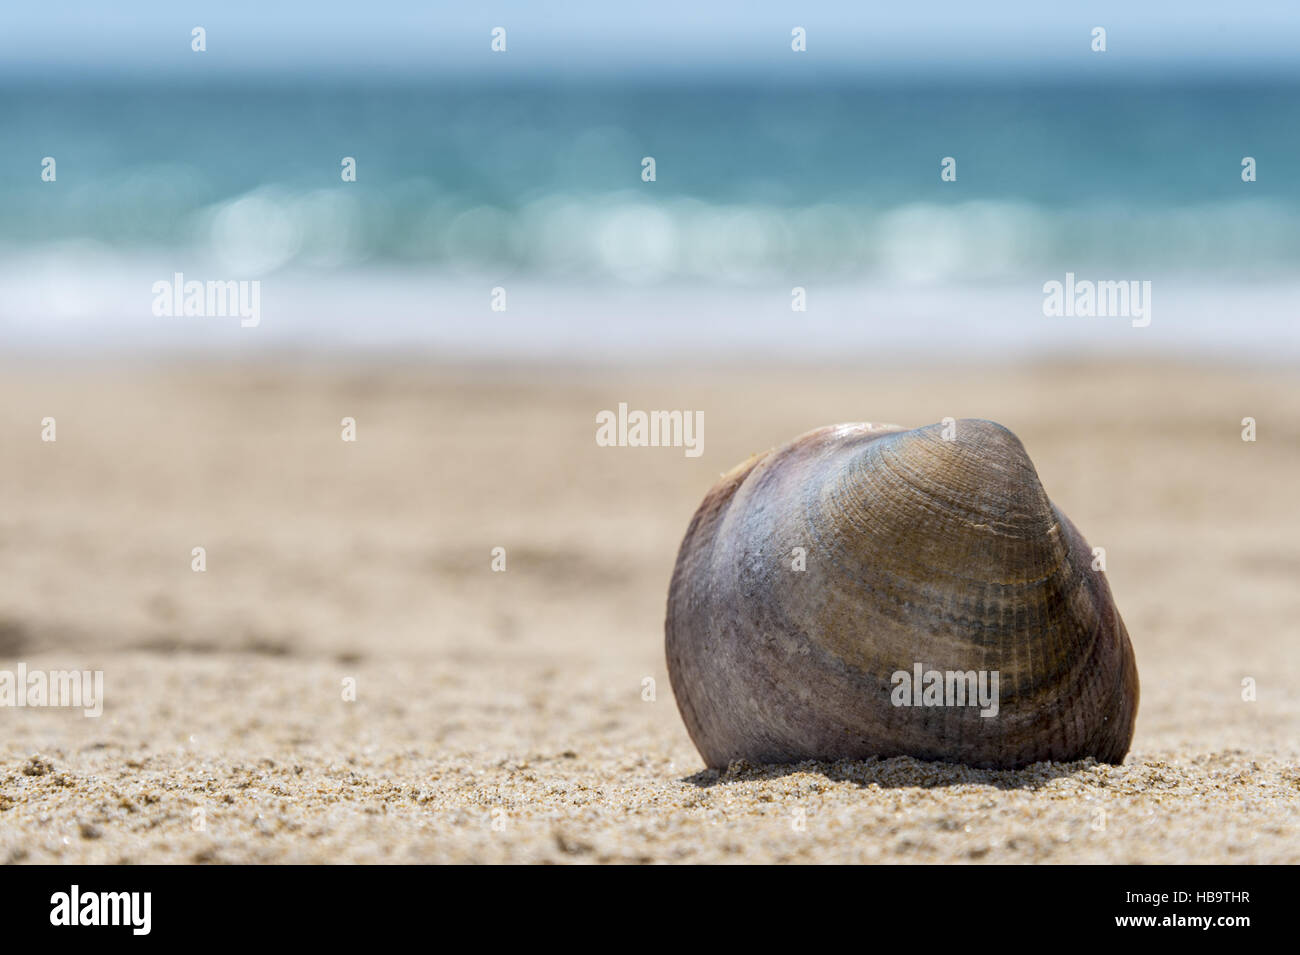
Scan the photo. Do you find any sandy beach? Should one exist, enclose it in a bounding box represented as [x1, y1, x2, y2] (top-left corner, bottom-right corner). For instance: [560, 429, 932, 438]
[0, 357, 1297, 864]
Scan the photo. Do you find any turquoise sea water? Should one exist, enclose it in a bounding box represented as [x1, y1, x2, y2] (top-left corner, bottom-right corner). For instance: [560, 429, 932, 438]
[2, 79, 1298, 356]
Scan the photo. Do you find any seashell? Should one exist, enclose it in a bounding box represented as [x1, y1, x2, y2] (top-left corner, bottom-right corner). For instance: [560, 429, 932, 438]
[665, 419, 1138, 771]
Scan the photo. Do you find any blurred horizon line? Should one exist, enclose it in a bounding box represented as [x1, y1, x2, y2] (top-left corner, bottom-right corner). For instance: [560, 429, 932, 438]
[4, 0, 1300, 81]
[7, 70, 1300, 90]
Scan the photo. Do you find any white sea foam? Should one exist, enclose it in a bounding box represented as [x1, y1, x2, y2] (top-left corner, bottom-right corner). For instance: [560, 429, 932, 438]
[2, 249, 1296, 360]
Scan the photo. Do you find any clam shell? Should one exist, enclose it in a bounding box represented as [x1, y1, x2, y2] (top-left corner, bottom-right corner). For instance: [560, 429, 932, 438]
[665, 419, 1139, 770]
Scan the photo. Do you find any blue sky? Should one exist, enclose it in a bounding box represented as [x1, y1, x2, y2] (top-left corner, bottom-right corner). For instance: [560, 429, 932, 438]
[2, 1, 1298, 79]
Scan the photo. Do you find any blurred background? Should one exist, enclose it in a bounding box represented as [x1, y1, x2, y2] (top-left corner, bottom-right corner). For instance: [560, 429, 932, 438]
[3, 0, 1299, 358]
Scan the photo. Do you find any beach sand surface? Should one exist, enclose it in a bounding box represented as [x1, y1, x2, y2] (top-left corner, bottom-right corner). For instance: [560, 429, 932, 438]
[0, 357, 1297, 864]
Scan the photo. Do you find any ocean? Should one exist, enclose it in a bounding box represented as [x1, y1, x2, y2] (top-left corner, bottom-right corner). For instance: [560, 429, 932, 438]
[3, 79, 1298, 359]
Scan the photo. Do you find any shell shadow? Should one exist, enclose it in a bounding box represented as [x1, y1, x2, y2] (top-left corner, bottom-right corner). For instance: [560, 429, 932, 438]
[682, 755, 1104, 792]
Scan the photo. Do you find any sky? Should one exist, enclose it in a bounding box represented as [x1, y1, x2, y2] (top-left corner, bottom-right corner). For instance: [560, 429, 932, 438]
[2, 1, 1299, 81]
